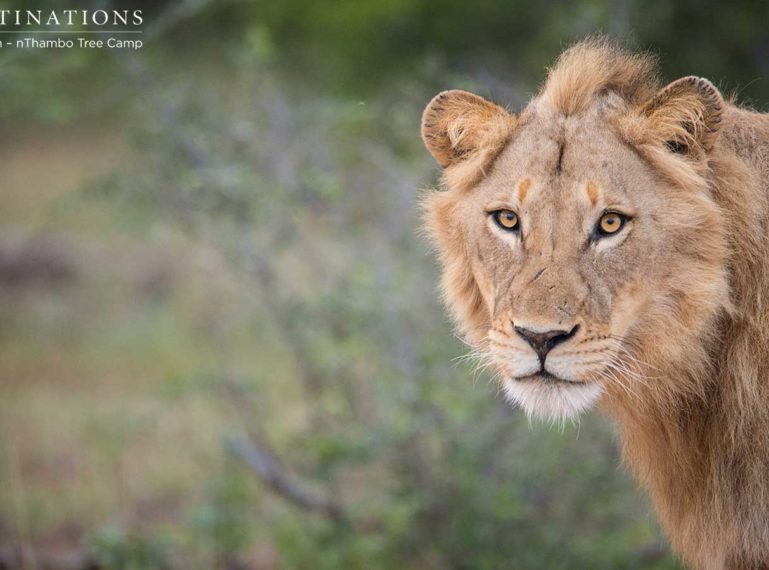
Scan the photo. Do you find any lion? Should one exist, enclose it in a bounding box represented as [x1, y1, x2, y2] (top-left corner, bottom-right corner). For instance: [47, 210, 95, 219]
[419, 38, 769, 569]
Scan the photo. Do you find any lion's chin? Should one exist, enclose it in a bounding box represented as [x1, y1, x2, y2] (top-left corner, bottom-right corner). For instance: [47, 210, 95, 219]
[502, 375, 603, 423]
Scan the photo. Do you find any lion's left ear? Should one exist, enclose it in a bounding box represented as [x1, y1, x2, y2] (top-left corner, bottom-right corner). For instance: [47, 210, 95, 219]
[638, 76, 724, 156]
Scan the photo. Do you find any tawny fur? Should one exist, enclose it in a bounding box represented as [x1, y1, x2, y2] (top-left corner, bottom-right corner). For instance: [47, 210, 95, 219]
[420, 38, 769, 569]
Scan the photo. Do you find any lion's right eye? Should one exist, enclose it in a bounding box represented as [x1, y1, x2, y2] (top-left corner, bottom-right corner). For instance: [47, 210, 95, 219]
[492, 209, 519, 231]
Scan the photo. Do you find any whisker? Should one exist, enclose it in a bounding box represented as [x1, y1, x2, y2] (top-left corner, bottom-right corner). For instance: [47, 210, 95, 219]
[608, 335, 661, 371]
[488, 339, 528, 353]
[605, 337, 662, 380]
[597, 365, 639, 401]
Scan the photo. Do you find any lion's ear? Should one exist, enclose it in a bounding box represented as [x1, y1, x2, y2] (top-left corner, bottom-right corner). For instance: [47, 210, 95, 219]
[421, 90, 516, 168]
[639, 76, 723, 156]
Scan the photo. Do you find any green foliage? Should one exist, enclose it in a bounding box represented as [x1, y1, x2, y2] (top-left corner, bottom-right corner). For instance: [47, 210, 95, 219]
[2, 0, 768, 126]
[189, 466, 255, 565]
[90, 527, 172, 570]
[197, 0, 769, 103]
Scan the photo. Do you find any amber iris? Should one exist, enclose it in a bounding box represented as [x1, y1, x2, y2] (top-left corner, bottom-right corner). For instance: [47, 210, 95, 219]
[493, 209, 519, 231]
[598, 212, 623, 235]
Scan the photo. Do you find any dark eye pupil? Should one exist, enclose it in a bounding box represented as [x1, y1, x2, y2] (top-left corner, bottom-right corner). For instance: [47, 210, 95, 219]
[506, 213, 514, 221]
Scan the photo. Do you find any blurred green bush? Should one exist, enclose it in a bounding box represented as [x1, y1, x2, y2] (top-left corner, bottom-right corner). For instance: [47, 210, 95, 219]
[2, 0, 768, 127]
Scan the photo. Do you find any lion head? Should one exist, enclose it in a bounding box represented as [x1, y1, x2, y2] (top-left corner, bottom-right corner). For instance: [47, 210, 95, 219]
[421, 39, 730, 422]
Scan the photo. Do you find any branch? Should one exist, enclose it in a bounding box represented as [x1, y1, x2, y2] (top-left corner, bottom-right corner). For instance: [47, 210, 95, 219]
[224, 435, 347, 524]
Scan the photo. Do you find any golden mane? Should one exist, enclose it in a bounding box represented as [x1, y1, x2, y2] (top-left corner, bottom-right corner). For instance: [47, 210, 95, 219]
[540, 37, 660, 115]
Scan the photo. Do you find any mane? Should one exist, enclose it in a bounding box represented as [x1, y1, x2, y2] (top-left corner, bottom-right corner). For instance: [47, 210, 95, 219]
[540, 38, 661, 115]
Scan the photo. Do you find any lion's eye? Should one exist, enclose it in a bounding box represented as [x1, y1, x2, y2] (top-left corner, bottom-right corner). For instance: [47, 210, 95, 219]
[492, 209, 519, 231]
[596, 211, 627, 237]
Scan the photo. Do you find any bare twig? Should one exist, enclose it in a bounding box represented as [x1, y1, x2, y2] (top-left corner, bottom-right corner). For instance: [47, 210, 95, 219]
[224, 436, 347, 525]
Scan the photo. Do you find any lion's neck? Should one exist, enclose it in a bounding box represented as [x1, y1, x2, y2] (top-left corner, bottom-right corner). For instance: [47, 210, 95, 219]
[607, 315, 769, 568]
[603, 125, 769, 568]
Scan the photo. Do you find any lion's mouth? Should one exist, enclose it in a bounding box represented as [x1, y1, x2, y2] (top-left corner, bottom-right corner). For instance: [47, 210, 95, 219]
[514, 370, 574, 384]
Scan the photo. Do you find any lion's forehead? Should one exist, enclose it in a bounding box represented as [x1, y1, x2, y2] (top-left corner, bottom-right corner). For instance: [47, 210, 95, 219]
[479, 133, 659, 250]
[492, 107, 638, 188]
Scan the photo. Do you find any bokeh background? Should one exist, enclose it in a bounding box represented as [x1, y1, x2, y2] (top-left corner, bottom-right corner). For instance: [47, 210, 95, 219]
[2, 1, 768, 568]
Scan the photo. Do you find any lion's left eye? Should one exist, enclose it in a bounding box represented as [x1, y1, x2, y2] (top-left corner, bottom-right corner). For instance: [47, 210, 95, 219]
[596, 211, 628, 237]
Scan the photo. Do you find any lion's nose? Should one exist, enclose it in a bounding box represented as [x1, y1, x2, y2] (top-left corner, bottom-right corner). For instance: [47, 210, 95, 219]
[514, 324, 579, 364]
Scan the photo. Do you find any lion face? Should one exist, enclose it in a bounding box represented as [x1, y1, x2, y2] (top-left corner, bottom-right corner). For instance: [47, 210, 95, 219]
[421, 59, 729, 421]
[438, 106, 674, 420]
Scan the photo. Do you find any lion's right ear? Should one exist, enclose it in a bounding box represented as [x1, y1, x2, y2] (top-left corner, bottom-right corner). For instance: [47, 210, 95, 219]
[637, 76, 724, 156]
[421, 90, 516, 168]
